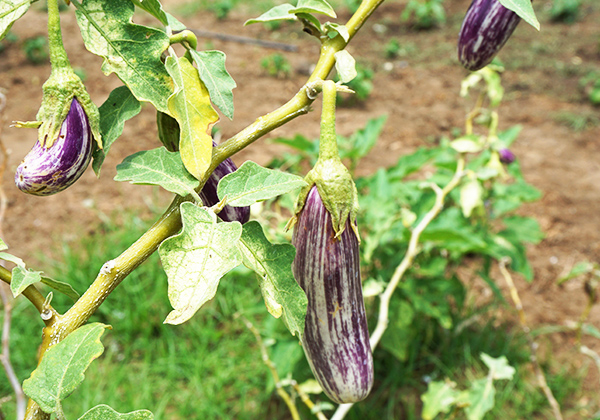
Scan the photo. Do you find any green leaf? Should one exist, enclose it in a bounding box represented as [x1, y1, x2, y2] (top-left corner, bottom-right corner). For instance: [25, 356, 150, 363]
[450, 135, 483, 154]
[421, 380, 461, 420]
[189, 50, 236, 120]
[93, 86, 142, 175]
[130, 0, 168, 25]
[501, 216, 544, 244]
[0, 0, 30, 41]
[10, 266, 42, 298]
[559, 261, 594, 284]
[334, 50, 357, 84]
[218, 161, 307, 207]
[159, 203, 242, 325]
[165, 56, 218, 181]
[290, 0, 336, 18]
[245, 3, 297, 25]
[165, 12, 186, 31]
[41, 277, 80, 302]
[498, 0, 540, 30]
[460, 178, 484, 218]
[23, 323, 109, 414]
[238, 221, 307, 338]
[0, 237, 6, 251]
[380, 299, 415, 361]
[481, 353, 515, 380]
[72, 0, 173, 113]
[0, 251, 24, 267]
[78, 404, 153, 420]
[114, 147, 200, 197]
[324, 22, 349, 41]
[465, 377, 495, 420]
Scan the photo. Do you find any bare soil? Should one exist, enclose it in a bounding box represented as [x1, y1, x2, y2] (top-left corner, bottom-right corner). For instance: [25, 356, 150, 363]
[1, 0, 599, 415]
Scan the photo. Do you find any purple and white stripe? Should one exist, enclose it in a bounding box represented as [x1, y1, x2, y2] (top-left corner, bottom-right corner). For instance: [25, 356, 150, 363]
[15, 98, 92, 196]
[292, 186, 373, 404]
[458, 0, 523, 71]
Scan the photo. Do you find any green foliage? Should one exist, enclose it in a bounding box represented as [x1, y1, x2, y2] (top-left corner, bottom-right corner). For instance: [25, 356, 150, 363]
[497, 0, 540, 30]
[260, 53, 292, 78]
[23, 36, 48, 64]
[550, 0, 581, 23]
[0, 0, 30, 41]
[401, 0, 446, 30]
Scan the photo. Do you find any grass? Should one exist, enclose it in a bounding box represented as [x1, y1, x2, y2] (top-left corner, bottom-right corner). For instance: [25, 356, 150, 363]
[0, 214, 591, 419]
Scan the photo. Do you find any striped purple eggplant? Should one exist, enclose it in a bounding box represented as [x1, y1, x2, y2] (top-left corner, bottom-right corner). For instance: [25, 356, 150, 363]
[292, 186, 373, 404]
[156, 112, 249, 223]
[458, 0, 523, 71]
[15, 98, 92, 196]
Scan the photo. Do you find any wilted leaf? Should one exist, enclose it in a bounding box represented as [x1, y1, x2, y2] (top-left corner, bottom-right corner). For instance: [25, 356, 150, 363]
[334, 50, 357, 84]
[159, 203, 242, 325]
[73, 0, 173, 113]
[460, 178, 484, 218]
[78, 404, 153, 420]
[165, 56, 218, 181]
[23, 323, 109, 414]
[238, 221, 307, 338]
[93, 86, 142, 174]
[450, 135, 483, 154]
[189, 50, 236, 120]
[114, 147, 200, 197]
[217, 161, 307, 207]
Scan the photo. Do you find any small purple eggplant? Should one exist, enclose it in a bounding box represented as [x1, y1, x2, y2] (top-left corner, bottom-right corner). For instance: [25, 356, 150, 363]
[200, 154, 250, 224]
[498, 148, 516, 164]
[292, 186, 373, 404]
[458, 0, 523, 71]
[15, 98, 92, 196]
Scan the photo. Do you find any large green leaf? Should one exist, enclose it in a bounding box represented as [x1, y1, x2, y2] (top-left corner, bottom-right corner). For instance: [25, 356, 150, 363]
[23, 323, 109, 414]
[72, 0, 173, 113]
[0, 0, 30, 41]
[130, 0, 167, 25]
[165, 56, 218, 181]
[217, 161, 307, 207]
[498, 0, 540, 30]
[238, 221, 307, 338]
[78, 404, 153, 420]
[114, 147, 200, 197]
[159, 203, 242, 325]
[189, 50, 236, 120]
[93, 85, 141, 174]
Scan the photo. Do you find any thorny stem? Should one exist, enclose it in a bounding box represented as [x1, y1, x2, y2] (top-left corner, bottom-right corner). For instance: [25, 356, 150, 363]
[25, 1, 388, 418]
[498, 258, 563, 420]
[331, 156, 467, 420]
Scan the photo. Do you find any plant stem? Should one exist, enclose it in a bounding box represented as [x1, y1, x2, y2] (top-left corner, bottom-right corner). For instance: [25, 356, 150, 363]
[318, 80, 339, 161]
[24, 1, 387, 418]
[498, 258, 563, 420]
[331, 157, 466, 420]
[46, 0, 70, 71]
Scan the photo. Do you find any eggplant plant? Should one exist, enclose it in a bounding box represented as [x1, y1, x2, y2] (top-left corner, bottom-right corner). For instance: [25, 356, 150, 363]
[0, 0, 543, 419]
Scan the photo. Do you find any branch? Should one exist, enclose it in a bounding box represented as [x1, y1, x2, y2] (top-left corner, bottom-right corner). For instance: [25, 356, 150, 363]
[331, 157, 466, 420]
[498, 258, 563, 420]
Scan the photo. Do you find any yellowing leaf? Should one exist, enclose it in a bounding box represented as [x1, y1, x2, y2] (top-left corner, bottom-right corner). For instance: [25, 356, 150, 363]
[165, 57, 219, 181]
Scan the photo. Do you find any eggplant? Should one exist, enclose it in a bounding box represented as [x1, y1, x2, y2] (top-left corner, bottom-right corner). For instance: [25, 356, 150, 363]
[156, 112, 249, 223]
[292, 186, 373, 404]
[498, 148, 516, 164]
[15, 98, 92, 196]
[458, 0, 523, 71]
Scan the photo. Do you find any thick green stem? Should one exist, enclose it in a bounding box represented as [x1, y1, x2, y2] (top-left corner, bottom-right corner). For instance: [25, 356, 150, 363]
[46, 0, 70, 71]
[319, 80, 339, 161]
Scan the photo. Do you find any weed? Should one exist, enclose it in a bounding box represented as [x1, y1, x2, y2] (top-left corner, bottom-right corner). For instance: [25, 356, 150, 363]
[260, 53, 292, 78]
[23, 36, 48, 65]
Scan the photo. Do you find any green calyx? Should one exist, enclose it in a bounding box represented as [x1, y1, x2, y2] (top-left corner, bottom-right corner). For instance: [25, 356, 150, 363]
[15, 0, 101, 150]
[291, 80, 360, 241]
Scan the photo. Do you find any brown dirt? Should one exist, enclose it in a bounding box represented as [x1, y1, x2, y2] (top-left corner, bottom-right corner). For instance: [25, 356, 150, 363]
[1, 0, 599, 415]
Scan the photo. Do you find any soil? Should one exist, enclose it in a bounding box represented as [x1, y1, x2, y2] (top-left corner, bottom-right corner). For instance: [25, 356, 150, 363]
[0, 0, 599, 416]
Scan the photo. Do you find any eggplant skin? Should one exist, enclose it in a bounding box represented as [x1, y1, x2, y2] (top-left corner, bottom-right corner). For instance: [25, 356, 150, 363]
[199, 154, 250, 224]
[458, 0, 522, 71]
[293, 186, 373, 404]
[15, 98, 92, 196]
